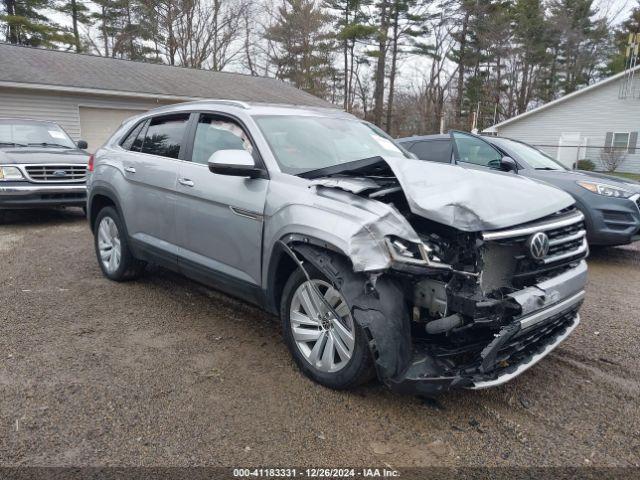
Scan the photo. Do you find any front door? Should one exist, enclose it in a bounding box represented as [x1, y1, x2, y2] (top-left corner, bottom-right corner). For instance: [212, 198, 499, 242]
[450, 130, 506, 171]
[175, 113, 268, 291]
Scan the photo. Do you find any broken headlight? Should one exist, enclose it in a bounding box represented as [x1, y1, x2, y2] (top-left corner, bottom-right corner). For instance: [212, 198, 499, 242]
[385, 236, 451, 269]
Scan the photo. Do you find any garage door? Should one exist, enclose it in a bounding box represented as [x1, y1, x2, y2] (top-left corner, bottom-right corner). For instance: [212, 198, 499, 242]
[79, 107, 147, 153]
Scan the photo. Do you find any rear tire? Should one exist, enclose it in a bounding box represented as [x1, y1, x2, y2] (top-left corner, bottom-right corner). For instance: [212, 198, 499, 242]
[94, 206, 145, 281]
[281, 266, 374, 390]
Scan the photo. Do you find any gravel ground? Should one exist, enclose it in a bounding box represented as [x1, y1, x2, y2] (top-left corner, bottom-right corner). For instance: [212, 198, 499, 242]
[1, 208, 639, 468]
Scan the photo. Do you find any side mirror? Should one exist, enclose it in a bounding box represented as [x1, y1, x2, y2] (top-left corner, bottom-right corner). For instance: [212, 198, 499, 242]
[77, 140, 88, 150]
[500, 156, 518, 172]
[208, 149, 263, 178]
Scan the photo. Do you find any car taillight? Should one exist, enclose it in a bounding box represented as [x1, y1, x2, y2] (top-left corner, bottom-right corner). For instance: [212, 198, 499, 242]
[87, 154, 94, 172]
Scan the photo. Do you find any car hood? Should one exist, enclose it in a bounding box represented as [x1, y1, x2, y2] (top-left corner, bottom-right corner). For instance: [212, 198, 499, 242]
[312, 157, 575, 232]
[524, 168, 640, 193]
[0, 147, 89, 165]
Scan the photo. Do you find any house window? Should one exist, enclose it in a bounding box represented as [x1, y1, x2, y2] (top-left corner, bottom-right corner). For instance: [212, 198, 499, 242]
[613, 132, 630, 151]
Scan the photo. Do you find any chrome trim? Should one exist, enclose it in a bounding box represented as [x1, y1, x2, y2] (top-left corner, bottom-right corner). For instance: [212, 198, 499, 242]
[0, 185, 87, 196]
[542, 238, 588, 264]
[482, 210, 584, 241]
[15, 163, 88, 183]
[229, 206, 262, 221]
[548, 229, 586, 246]
[518, 290, 585, 330]
[470, 313, 581, 389]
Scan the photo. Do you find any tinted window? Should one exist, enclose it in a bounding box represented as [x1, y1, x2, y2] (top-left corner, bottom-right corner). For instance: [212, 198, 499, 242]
[191, 115, 253, 165]
[140, 114, 189, 159]
[452, 131, 502, 167]
[121, 120, 146, 151]
[409, 140, 452, 163]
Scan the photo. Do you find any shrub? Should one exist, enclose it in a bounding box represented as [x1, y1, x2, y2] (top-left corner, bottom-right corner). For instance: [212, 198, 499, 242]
[577, 159, 595, 171]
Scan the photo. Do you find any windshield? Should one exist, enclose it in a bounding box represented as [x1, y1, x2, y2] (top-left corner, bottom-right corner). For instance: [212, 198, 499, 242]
[491, 137, 565, 170]
[254, 115, 410, 174]
[0, 120, 76, 148]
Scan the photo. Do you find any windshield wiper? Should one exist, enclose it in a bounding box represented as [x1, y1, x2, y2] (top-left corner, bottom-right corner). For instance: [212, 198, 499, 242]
[27, 142, 72, 149]
[0, 141, 28, 147]
[535, 167, 561, 171]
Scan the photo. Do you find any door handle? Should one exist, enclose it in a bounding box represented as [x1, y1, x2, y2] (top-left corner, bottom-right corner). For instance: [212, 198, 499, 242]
[124, 166, 136, 174]
[178, 178, 195, 187]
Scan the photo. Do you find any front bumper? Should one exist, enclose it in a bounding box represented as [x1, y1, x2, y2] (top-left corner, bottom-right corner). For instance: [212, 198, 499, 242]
[0, 183, 87, 208]
[387, 260, 588, 395]
[581, 194, 640, 246]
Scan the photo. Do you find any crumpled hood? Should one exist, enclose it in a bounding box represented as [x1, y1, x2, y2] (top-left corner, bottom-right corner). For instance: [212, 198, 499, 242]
[0, 148, 88, 165]
[383, 157, 575, 231]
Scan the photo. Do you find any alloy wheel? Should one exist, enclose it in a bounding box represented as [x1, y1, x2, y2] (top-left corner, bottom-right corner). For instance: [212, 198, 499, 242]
[97, 216, 121, 274]
[289, 279, 356, 373]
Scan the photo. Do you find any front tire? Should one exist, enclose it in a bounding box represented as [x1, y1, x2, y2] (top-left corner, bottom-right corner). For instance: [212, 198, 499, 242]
[94, 206, 145, 281]
[280, 267, 374, 390]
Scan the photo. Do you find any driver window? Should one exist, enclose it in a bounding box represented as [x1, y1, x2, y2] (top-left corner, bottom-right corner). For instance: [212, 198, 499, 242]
[191, 114, 254, 165]
[452, 131, 502, 168]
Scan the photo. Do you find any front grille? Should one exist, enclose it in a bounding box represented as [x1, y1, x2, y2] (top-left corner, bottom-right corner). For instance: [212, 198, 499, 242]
[482, 209, 588, 284]
[24, 165, 87, 183]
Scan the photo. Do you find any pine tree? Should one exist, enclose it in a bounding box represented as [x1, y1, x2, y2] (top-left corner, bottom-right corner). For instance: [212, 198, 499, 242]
[266, 0, 336, 99]
[608, 1, 640, 74]
[1, 0, 72, 47]
[55, 0, 92, 52]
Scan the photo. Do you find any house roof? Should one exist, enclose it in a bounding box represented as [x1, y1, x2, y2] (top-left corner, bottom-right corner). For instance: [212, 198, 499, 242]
[484, 65, 640, 133]
[0, 43, 333, 108]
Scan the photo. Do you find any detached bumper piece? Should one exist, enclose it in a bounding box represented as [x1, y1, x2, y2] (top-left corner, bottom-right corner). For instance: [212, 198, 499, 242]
[0, 184, 86, 208]
[387, 293, 584, 395]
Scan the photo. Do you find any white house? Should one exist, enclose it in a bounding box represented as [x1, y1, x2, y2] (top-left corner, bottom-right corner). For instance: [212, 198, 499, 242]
[485, 66, 640, 173]
[0, 43, 331, 153]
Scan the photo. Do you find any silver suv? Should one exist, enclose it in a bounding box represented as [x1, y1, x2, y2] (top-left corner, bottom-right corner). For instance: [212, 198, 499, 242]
[87, 101, 588, 394]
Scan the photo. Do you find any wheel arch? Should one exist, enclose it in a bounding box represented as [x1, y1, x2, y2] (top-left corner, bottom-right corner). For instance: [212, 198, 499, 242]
[88, 186, 125, 234]
[265, 234, 351, 315]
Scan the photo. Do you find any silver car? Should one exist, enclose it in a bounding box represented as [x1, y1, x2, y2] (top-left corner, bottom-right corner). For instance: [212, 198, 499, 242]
[87, 100, 588, 394]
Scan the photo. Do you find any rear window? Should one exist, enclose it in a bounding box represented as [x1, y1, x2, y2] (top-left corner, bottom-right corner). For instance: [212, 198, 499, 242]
[120, 120, 146, 151]
[140, 114, 190, 159]
[408, 140, 452, 163]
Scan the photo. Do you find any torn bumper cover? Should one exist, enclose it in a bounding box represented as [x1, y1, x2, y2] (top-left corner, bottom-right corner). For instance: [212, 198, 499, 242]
[388, 261, 588, 395]
[293, 241, 587, 394]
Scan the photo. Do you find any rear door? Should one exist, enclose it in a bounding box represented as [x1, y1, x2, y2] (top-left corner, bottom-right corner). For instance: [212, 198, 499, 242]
[119, 113, 190, 264]
[175, 112, 268, 291]
[450, 130, 504, 171]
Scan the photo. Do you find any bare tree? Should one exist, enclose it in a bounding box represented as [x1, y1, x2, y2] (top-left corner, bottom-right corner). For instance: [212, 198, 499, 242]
[600, 148, 627, 172]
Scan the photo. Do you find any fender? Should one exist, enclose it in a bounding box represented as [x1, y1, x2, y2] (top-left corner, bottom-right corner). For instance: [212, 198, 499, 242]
[87, 184, 126, 233]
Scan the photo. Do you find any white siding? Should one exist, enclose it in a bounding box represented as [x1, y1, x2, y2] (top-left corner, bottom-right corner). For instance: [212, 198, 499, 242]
[495, 78, 640, 173]
[0, 87, 176, 141]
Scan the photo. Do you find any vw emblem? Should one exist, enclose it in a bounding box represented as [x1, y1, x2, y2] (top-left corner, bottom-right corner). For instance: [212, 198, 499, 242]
[527, 232, 550, 260]
[52, 170, 67, 177]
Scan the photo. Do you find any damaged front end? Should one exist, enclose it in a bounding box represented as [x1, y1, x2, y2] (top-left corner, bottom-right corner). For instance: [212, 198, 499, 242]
[295, 158, 588, 394]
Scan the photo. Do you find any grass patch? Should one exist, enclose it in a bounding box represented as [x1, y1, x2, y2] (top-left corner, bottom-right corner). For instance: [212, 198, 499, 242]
[595, 171, 640, 182]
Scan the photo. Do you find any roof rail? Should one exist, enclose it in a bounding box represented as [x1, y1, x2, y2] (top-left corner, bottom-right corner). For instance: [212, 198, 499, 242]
[197, 99, 251, 109]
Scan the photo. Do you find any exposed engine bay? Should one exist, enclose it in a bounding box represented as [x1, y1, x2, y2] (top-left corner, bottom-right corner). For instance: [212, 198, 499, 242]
[292, 156, 588, 394]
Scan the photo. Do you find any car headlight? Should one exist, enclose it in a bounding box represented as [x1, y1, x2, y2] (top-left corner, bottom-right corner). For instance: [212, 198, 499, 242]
[385, 236, 451, 269]
[0, 166, 24, 181]
[577, 181, 633, 198]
